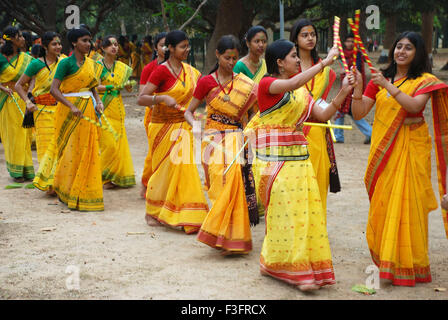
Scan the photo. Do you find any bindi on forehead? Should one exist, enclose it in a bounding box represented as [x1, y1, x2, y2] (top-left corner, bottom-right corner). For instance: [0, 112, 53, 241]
[301, 26, 314, 33]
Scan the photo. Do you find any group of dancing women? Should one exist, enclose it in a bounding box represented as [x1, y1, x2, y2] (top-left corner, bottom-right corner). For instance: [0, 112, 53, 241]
[1, 18, 448, 292]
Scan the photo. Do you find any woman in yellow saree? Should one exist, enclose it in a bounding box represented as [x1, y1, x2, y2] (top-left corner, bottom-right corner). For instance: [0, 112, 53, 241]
[185, 35, 259, 254]
[0, 26, 34, 182]
[352, 32, 448, 286]
[290, 19, 340, 216]
[15, 31, 64, 164]
[138, 30, 208, 234]
[233, 26, 267, 84]
[140, 32, 166, 198]
[141, 36, 153, 66]
[96, 35, 135, 189]
[247, 40, 353, 291]
[33, 28, 105, 211]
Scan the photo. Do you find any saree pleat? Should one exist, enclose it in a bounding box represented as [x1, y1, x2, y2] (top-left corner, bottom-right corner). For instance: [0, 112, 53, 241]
[145, 63, 208, 234]
[32, 55, 65, 163]
[197, 74, 258, 252]
[99, 60, 135, 187]
[0, 52, 34, 179]
[247, 86, 335, 287]
[365, 73, 448, 286]
[302, 67, 337, 217]
[33, 57, 104, 211]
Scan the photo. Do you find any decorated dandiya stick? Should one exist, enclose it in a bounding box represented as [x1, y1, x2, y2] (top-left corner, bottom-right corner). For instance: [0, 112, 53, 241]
[100, 111, 121, 141]
[303, 122, 352, 130]
[351, 10, 361, 69]
[333, 16, 349, 73]
[347, 18, 375, 73]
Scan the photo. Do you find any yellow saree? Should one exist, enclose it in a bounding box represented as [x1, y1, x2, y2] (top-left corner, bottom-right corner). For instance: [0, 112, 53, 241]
[33, 57, 104, 211]
[365, 73, 448, 286]
[0, 52, 34, 179]
[145, 63, 208, 234]
[302, 66, 338, 216]
[31, 54, 66, 163]
[246, 85, 335, 287]
[197, 73, 258, 253]
[99, 60, 135, 187]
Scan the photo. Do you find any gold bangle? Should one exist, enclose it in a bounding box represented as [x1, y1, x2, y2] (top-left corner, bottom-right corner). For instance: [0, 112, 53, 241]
[152, 95, 157, 104]
[351, 95, 362, 100]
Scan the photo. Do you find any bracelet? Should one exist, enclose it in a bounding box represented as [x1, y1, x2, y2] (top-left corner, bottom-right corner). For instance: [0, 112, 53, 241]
[152, 95, 157, 104]
[319, 60, 325, 70]
[351, 95, 362, 100]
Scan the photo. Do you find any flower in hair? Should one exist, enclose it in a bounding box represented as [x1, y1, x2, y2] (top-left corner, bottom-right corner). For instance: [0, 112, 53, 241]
[2, 34, 11, 41]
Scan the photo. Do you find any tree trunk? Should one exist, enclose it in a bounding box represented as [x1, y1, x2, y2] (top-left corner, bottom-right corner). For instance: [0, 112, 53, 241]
[421, 11, 434, 54]
[378, 13, 396, 64]
[204, 0, 244, 73]
[41, 0, 57, 31]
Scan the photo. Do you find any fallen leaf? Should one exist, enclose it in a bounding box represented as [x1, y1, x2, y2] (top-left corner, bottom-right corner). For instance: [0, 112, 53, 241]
[127, 232, 146, 236]
[92, 222, 96, 225]
[41, 227, 57, 232]
[435, 287, 447, 292]
[351, 284, 376, 295]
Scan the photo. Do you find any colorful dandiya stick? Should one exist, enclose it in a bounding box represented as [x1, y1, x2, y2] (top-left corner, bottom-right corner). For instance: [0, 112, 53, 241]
[100, 111, 121, 141]
[328, 120, 337, 142]
[333, 16, 350, 73]
[351, 10, 361, 69]
[347, 18, 375, 73]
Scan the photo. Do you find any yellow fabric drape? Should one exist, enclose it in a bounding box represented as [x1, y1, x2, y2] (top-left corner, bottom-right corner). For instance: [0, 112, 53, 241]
[99, 60, 135, 187]
[141, 42, 153, 66]
[145, 63, 208, 234]
[252, 59, 267, 84]
[197, 73, 257, 253]
[365, 73, 448, 286]
[32, 54, 66, 163]
[33, 57, 104, 211]
[246, 86, 335, 287]
[0, 52, 34, 179]
[303, 66, 336, 216]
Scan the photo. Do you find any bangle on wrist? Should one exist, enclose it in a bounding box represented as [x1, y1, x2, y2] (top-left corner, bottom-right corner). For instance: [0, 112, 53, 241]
[319, 60, 325, 70]
[351, 95, 362, 100]
[152, 95, 157, 104]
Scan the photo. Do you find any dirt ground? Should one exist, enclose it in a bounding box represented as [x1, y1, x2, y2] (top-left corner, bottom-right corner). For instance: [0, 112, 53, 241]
[1, 52, 448, 300]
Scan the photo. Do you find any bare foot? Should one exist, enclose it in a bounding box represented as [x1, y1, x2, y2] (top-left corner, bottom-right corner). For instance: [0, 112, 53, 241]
[46, 189, 56, 196]
[220, 249, 234, 256]
[140, 186, 147, 199]
[298, 284, 320, 291]
[103, 182, 116, 189]
[145, 214, 162, 227]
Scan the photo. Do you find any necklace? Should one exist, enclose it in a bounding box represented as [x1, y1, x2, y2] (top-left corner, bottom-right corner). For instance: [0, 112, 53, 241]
[387, 77, 408, 98]
[215, 70, 234, 102]
[102, 58, 115, 78]
[248, 57, 261, 69]
[6, 53, 19, 69]
[299, 62, 315, 97]
[167, 60, 186, 87]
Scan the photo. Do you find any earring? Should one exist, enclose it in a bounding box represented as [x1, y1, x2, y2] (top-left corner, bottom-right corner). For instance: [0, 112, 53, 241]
[280, 67, 285, 73]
